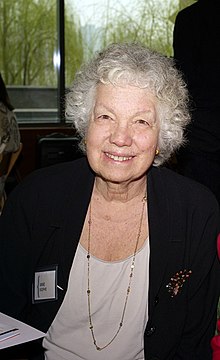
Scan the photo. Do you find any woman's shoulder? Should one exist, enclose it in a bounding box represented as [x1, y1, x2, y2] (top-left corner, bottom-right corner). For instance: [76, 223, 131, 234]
[12, 156, 91, 197]
[0, 157, 94, 226]
[21, 156, 90, 187]
[150, 166, 219, 209]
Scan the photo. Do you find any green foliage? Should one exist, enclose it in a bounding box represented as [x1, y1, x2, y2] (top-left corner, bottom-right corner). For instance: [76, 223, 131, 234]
[0, 0, 84, 87]
[75, 0, 196, 63]
[0, 0, 196, 86]
[65, 3, 84, 86]
[0, 0, 57, 85]
[100, 0, 177, 57]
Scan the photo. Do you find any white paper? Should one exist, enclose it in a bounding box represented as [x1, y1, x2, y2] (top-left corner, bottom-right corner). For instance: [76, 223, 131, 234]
[0, 312, 45, 349]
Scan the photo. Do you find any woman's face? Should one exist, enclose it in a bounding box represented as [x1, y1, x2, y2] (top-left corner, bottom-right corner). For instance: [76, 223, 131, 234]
[86, 83, 160, 185]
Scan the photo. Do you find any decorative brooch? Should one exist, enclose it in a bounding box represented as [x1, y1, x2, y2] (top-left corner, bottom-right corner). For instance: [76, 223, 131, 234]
[166, 269, 192, 297]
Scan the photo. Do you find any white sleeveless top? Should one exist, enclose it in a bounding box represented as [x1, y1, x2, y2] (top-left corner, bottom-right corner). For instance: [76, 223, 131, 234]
[43, 238, 149, 360]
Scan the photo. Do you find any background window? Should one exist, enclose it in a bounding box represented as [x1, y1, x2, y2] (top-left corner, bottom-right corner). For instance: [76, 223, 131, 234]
[0, 0, 58, 124]
[0, 0, 196, 125]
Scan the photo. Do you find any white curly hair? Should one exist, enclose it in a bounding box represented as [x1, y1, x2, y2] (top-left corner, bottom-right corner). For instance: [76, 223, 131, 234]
[66, 42, 190, 166]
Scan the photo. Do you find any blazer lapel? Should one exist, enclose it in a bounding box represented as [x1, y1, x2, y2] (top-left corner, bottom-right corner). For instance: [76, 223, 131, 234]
[58, 159, 95, 290]
[147, 167, 171, 315]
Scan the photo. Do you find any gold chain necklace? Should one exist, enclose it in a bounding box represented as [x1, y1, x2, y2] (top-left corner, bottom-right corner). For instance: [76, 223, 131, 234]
[86, 195, 147, 351]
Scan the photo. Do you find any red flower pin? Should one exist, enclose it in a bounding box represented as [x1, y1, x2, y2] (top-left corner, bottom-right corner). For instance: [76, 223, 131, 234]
[166, 269, 192, 298]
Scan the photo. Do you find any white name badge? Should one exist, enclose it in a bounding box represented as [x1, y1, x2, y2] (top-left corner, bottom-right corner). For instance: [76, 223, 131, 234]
[32, 265, 58, 303]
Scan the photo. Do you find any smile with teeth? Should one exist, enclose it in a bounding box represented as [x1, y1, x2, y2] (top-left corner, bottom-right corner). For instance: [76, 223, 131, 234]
[105, 152, 133, 162]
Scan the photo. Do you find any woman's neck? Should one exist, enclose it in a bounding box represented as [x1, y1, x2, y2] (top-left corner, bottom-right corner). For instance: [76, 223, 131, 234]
[93, 176, 147, 203]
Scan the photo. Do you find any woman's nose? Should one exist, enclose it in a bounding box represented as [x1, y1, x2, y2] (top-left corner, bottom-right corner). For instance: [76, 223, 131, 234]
[109, 124, 133, 147]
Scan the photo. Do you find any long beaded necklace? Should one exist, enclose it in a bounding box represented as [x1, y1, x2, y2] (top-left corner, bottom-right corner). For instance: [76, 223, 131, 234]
[86, 194, 147, 351]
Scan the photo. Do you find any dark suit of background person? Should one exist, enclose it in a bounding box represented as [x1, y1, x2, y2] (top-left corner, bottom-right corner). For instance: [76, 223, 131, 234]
[173, 0, 220, 204]
[0, 158, 220, 360]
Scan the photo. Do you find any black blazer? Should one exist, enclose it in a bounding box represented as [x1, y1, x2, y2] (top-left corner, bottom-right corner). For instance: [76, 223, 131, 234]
[0, 157, 219, 359]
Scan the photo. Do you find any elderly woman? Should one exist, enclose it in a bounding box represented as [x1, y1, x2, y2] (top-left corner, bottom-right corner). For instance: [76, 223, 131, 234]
[0, 43, 219, 360]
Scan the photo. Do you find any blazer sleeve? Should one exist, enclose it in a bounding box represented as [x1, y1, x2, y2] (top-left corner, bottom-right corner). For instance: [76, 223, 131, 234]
[0, 179, 40, 322]
[175, 196, 220, 359]
[0, 158, 93, 329]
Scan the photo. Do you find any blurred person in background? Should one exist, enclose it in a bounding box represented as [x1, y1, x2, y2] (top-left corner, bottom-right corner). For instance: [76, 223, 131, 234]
[173, 0, 220, 205]
[0, 73, 20, 211]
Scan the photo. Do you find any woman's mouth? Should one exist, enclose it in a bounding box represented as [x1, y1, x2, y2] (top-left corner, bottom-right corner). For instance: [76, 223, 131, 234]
[105, 152, 133, 162]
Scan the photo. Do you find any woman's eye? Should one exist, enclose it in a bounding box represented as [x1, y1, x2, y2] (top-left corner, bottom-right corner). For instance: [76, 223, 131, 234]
[136, 119, 150, 126]
[97, 114, 111, 120]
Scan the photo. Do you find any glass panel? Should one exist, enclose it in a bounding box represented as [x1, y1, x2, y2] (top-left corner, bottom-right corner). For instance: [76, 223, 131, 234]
[65, 0, 181, 88]
[0, 0, 58, 124]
